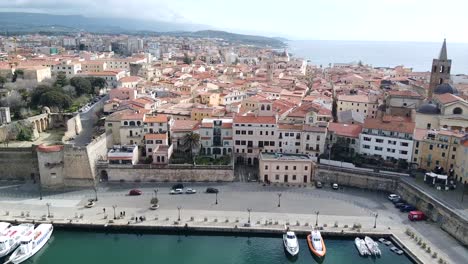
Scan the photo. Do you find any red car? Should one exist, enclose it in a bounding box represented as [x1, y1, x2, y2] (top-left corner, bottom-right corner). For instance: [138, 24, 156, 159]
[129, 189, 142, 196]
[408, 211, 426, 221]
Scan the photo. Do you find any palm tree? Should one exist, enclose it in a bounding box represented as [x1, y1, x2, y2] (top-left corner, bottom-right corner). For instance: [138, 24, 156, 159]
[182, 132, 200, 163]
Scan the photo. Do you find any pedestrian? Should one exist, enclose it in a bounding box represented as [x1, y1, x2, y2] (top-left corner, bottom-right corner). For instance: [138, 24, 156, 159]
[123, 211, 126, 216]
[103, 208, 106, 213]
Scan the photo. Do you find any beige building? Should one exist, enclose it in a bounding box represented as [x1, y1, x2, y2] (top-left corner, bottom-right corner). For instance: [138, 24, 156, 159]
[81, 60, 107, 72]
[337, 94, 378, 119]
[17, 66, 51, 82]
[454, 137, 468, 184]
[52, 60, 81, 78]
[259, 152, 315, 184]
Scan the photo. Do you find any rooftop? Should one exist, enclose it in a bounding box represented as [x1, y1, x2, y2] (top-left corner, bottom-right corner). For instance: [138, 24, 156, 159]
[260, 152, 314, 161]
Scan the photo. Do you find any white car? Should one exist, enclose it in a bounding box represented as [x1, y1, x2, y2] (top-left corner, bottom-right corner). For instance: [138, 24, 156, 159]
[185, 188, 197, 194]
[332, 183, 339, 190]
[388, 194, 400, 201]
[170, 188, 184, 195]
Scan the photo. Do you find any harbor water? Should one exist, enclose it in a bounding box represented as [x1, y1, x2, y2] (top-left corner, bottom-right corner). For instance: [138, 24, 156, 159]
[7, 231, 414, 264]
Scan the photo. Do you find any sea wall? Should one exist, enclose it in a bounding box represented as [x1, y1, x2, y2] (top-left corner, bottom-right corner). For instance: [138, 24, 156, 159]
[0, 147, 38, 181]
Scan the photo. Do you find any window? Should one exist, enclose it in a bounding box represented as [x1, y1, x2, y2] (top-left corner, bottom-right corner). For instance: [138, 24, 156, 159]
[292, 175, 297, 180]
[235, 140, 240, 145]
[107, 123, 113, 127]
[376, 139, 384, 143]
[363, 145, 370, 149]
[401, 142, 409, 147]
[305, 166, 308, 170]
[363, 137, 371, 141]
[285, 166, 289, 170]
[293, 166, 296, 170]
[265, 165, 268, 170]
[247, 149, 253, 153]
[276, 166, 279, 170]
[236, 130, 240, 135]
[415, 150, 419, 154]
[248, 131, 253, 135]
[374, 147, 383, 151]
[452, 155, 455, 159]
[429, 144, 433, 150]
[441, 152, 445, 157]
[241, 130, 246, 135]
[260, 131, 263, 135]
[400, 151, 408, 155]
[316, 136, 320, 141]
[275, 175, 280, 180]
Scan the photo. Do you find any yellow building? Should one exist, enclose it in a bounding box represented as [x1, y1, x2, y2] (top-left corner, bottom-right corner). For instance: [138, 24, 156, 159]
[454, 137, 468, 184]
[337, 94, 378, 119]
[259, 152, 316, 184]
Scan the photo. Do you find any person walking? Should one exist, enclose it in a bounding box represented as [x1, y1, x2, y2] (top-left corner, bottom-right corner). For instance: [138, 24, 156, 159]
[103, 208, 106, 214]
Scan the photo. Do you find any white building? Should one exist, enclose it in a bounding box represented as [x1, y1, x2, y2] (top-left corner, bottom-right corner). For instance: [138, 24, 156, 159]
[259, 152, 316, 184]
[52, 60, 82, 78]
[107, 145, 139, 165]
[0, 107, 11, 124]
[199, 118, 233, 157]
[359, 117, 415, 162]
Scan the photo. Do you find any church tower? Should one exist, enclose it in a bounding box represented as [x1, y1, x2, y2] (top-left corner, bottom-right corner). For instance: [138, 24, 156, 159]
[266, 60, 275, 82]
[428, 39, 452, 98]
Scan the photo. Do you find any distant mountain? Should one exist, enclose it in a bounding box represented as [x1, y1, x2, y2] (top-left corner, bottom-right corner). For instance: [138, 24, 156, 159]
[0, 12, 285, 47]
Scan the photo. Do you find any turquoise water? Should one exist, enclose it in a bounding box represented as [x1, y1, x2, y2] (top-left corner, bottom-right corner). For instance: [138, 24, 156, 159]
[9, 231, 414, 264]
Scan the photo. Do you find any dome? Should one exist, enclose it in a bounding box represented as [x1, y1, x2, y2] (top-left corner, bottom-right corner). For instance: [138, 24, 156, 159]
[434, 83, 458, 95]
[417, 103, 440, 115]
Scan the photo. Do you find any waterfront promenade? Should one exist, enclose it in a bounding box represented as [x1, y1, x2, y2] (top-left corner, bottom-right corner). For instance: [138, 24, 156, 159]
[0, 182, 466, 263]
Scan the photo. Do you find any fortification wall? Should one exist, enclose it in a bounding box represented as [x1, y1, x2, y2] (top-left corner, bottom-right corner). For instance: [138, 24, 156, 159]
[0, 147, 38, 180]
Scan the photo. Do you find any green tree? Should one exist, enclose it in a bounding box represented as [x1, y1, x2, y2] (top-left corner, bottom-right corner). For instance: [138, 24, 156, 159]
[183, 53, 192, 65]
[54, 72, 69, 87]
[30, 85, 52, 106]
[182, 132, 200, 163]
[12, 69, 24, 82]
[39, 90, 72, 110]
[0, 76, 6, 88]
[16, 127, 32, 141]
[70, 77, 92, 96]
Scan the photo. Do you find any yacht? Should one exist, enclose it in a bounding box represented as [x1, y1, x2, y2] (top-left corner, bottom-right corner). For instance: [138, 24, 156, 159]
[7, 224, 53, 264]
[0, 224, 34, 258]
[364, 236, 381, 256]
[354, 237, 370, 256]
[283, 231, 299, 256]
[0, 223, 12, 235]
[307, 230, 326, 258]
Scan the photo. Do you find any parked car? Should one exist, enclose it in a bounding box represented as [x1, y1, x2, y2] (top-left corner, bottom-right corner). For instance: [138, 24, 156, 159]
[172, 184, 184, 190]
[129, 189, 142, 196]
[388, 194, 401, 201]
[391, 197, 404, 204]
[170, 188, 184, 195]
[394, 202, 406, 209]
[206, 187, 219, 193]
[408, 211, 426, 221]
[332, 183, 339, 190]
[185, 188, 197, 194]
[400, 205, 416, 212]
[315, 181, 323, 188]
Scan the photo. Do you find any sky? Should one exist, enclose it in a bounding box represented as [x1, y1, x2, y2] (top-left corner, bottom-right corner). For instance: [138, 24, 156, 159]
[1, 0, 467, 43]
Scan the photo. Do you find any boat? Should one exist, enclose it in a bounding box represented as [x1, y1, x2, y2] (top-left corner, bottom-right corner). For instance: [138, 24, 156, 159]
[7, 224, 53, 264]
[364, 236, 381, 256]
[354, 237, 370, 256]
[307, 230, 326, 258]
[0, 223, 12, 235]
[378, 238, 392, 246]
[283, 231, 299, 256]
[0, 224, 34, 258]
[390, 246, 404, 255]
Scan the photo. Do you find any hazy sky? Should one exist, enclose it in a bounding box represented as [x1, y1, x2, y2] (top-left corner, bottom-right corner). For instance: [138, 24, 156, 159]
[1, 0, 467, 42]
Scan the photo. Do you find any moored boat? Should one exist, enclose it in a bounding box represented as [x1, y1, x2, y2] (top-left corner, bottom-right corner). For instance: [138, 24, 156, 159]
[364, 236, 381, 256]
[354, 237, 370, 256]
[0, 224, 34, 258]
[390, 246, 404, 255]
[7, 224, 53, 264]
[307, 230, 326, 258]
[0, 223, 12, 235]
[283, 231, 299, 256]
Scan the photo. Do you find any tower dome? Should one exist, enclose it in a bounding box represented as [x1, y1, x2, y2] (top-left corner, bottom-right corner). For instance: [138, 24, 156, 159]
[434, 83, 458, 95]
[417, 102, 440, 115]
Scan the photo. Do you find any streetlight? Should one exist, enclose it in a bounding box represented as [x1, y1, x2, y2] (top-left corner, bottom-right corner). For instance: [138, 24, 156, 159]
[215, 192, 218, 205]
[277, 193, 282, 207]
[154, 189, 159, 199]
[91, 178, 98, 201]
[46, 203, 51, 218]
[247, 208, 252, 224]
[177, 206, 182, 221]
[112, 205, 117, 220]
[315, 211, 320, 227]
[373, 212, 379, 228]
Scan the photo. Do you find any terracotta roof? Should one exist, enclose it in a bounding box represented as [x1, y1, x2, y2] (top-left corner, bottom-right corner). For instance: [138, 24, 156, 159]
[233, 115, 276, 124]
[328, 123, 362, 138]
[337, 95, 370, 103]
[144, 115, 168, 123]
[119, 76, 143, 83]
[363, 118, 415, 134]
[413, 128, 427, 141]
[36, 145, 64, 153]
[144, 133, 168, 140]
[171, 120, 200, 132]
[121, 113, 145, 120]
[387, 90, 423, 98]
[434, 93, 464, 104]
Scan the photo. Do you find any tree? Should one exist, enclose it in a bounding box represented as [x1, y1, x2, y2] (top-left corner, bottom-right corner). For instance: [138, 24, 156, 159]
[0, 90, 27, 119]
[70, 77, 92, 96]
[39, 90, 72, 110]
[183, 53, 192, 65]
[54, 72, 69, 87]
[30, 85, 52, 106]
[62, 85, 77, 98]
[182, 132, 200, 163]
[150, 197, 159, 205]
[0, 76, 6, 88]
[12, 69, 24, 82]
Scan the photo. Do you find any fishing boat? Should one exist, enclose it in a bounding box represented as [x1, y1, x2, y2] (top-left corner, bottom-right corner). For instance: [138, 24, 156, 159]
[364, 236, 381, 256]
[354, 237, 370, 256]
[0, 223, 12, 235]
[283, 231, 299, 256]
[0, 224, 34, 258]
[7, 224, 53, 264]
[307, 230, 326, 258]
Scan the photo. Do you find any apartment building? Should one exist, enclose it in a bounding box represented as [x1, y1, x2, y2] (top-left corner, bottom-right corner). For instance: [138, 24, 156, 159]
[337, 94, 378, 119]
[199, 118, 233, 156]
[259, 152, 315, 184]
[359, 117, 415, 162]
[52, 60, 82, 78]
[327, 123, 362, 154]
[233, 115, 277, 165]
[301, 124, 327, 157]
[107, 145, 139, 165]
[144, 133, 168, 157]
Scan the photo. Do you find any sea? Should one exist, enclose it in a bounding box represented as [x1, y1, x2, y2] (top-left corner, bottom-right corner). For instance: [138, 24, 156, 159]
[288, 40, 468, 74]
[9, 231, 415, 264]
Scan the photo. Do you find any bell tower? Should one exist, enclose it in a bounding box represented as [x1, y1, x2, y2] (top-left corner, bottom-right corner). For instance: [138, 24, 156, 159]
[428, 39, 452, 99]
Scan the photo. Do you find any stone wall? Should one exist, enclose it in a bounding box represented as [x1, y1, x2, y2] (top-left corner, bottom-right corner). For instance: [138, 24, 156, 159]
[103, 164, 234, 182]
[61, 114, 82, 141]
[0, 147, 38, 180]
[316, 168, 399, 192]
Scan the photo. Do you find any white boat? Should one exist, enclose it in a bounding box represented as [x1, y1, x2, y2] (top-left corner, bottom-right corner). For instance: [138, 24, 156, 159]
[364, 236, 381, 256]
[0, 223, 12, 235]
[283, 231, 299, 256]
[390, 246, 404, 255]
[0, 224, 34, 258]
[354, 237, 370, 256]
[307, 230, 326, 258]
[7, 224, 53, 264]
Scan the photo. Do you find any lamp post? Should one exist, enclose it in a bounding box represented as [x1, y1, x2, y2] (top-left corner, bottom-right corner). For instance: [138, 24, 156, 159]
[247, 208, 252, 224]
[277, 193, 282, 207]
[373, 212, 379, 228]
[153, 189, 159, 199]
[215, 192, 218, 205]
[112, 205, 117, 220]
[177, 206, 182, 221]
[315, 211, 320, 227]
[46, 203, 51, 218]
[91, 178, 98, 201]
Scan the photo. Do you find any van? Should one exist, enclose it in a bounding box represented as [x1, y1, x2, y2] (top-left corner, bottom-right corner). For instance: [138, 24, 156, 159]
[408, 211, 426, 221]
